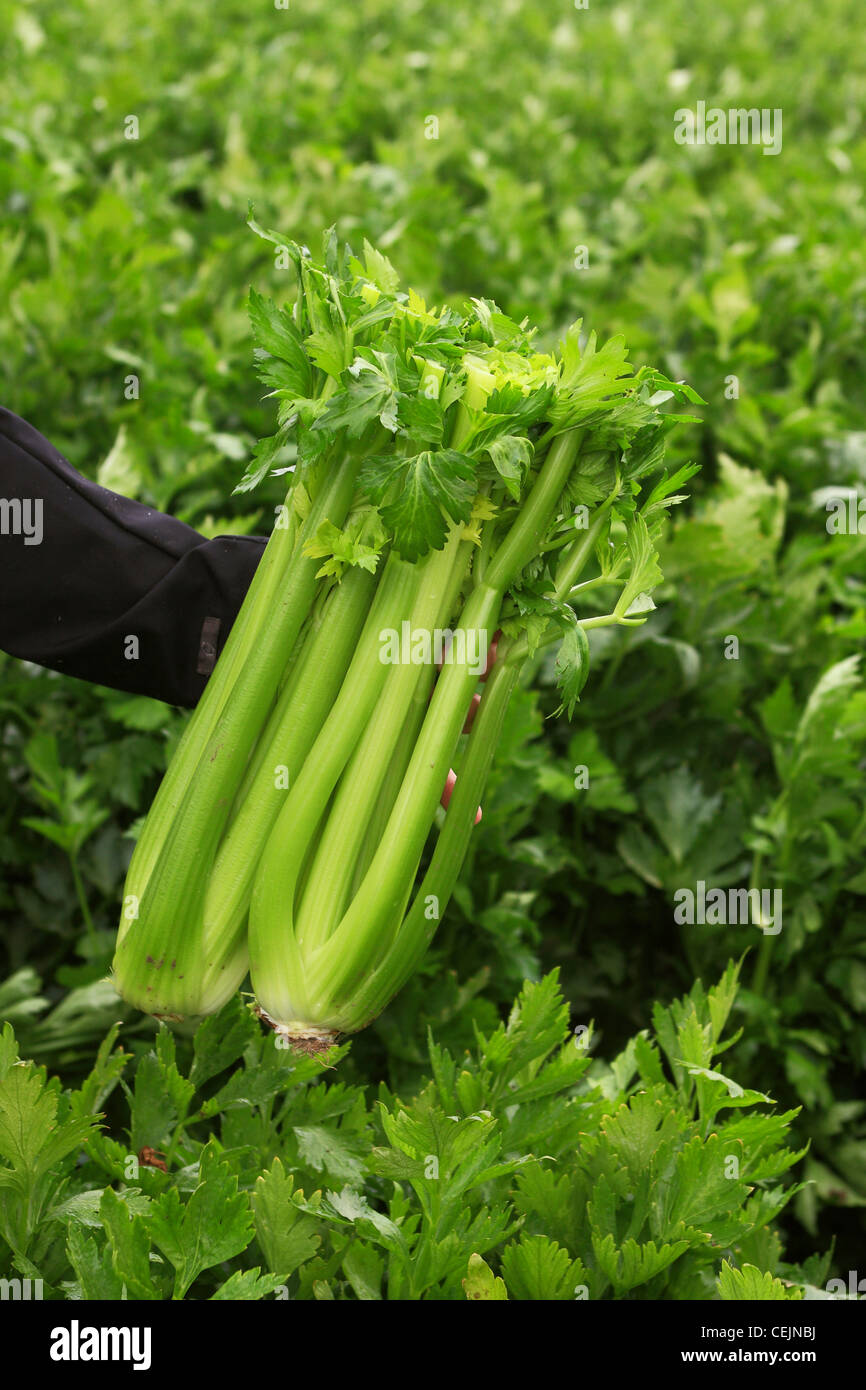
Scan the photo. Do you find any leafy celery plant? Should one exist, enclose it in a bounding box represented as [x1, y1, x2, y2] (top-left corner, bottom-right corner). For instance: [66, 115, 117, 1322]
[0, 963, 817, 1301]
[112, 223, 701, 1047]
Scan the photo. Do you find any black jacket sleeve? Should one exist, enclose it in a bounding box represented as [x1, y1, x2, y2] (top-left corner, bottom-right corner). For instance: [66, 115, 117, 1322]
[0, 408, 265, 708]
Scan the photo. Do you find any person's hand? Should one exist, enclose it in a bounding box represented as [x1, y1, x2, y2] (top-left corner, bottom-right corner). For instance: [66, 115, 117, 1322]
[439, 630, 501, 824]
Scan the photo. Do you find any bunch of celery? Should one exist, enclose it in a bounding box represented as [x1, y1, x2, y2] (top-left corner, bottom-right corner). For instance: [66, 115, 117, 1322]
[112, 223, 698, 1051]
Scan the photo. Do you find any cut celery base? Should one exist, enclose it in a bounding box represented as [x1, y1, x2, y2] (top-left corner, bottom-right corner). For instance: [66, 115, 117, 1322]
[253, 1007, 340, 1056]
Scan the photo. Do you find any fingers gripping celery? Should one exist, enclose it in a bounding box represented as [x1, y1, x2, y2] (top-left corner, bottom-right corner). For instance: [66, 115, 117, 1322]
[113, 222, 698, 1043]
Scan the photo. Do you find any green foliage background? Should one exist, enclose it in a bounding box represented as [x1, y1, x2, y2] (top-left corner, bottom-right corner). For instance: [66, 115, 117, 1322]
[1, 0, 864, 1298]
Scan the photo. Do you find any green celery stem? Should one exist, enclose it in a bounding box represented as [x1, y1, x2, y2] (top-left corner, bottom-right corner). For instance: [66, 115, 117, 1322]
[304, 430, 584, 1009]
[113, 454, 362, 1015]
[305, 577, 504, 1009]
[294, 527, 472, 954]
[483, 430, 583, 592]
[201, 563, 378, 959]
[247, 555, 422, 1020]
[117, 488, 299, 911]
[341, 654, 522, 1028]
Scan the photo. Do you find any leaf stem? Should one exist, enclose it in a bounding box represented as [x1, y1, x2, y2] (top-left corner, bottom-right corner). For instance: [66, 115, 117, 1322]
[483, 431, 584, 592]
[70, 853, 96, 940]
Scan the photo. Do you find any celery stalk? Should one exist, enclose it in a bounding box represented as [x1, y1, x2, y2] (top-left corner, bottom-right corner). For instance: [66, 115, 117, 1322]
[339, 655, 521, 1030]
[246, 554, 423, 1027]
[112, 452, 364, 1017]
[304, 432, 584, 1007]
[200, 561, 379, 962]
[293, 525, 472, 954]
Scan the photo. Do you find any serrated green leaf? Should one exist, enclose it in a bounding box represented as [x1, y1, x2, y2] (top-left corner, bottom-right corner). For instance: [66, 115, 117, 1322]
[592, 1231, 690, 1293]
[211, 1267, 290, 1300]
[148, 1142, 254, 1298]
[66, 1224, 125, 1300]
[463, 1251, 508, 1300]
[718, 1260, 802, 1301]
[360, 448, 476, 559]
[554, 618, 590, 718]
[501, 1234, 585, 1300]
[0, 1063, 97, 1186]
[248, 288, 312, 395]
[253, 1158, 322, 1278]
[189, 1000, 258, 1090]
[100, 1187, 161, 1300]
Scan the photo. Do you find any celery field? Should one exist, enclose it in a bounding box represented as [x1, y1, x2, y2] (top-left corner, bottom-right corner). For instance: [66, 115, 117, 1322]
[1, 0, 865, 1306]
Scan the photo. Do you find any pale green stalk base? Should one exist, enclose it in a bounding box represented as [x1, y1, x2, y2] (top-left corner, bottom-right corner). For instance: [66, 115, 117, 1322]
[253, 1007, 340, 1057]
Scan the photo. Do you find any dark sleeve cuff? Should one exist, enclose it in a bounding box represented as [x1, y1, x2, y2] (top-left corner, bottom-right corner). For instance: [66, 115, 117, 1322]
[0, 407, 266, 708]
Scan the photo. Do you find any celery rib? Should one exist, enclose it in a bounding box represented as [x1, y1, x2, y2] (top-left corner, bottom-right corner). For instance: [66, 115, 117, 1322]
[339, 656, 521, 1029]
[201, 561, 379, 964]
[247, 555, 422, 1023]
[294, 524, 468, 956]
[112, 455, 363, 1016]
